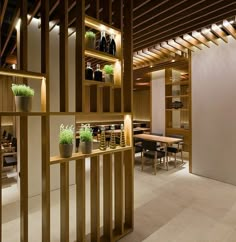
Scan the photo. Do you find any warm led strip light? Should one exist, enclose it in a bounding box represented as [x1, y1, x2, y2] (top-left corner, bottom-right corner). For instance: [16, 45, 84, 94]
[0, 69, 45, 80]
[85, 50, 119, 62]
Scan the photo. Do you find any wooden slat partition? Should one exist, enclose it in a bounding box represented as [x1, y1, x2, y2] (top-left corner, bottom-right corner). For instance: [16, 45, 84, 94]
[124, 149, 134, 228]
[60, 162, 70, 241]
[90, 155, 100, 241]
[103, 154, 113, 240]
[20, 116, 28, 242]
[41, 0, 50, 241]
[76, 158, 86, 242]
[114, 151, 124, 235]
[0, 116, 2, 242]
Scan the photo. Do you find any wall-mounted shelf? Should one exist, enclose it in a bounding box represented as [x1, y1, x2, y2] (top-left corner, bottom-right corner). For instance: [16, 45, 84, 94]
[166, 95, 189, 98]
[166, 109, 189, 111]
[85, 49, 120, 63]
[84, 80, 120, 88]
[165, 80, 189, 86]
[50, 146, 132, 165]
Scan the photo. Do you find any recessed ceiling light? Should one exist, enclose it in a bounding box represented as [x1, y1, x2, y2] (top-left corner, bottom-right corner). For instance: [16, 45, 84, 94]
[136, 77, 142, 80]
[171, 59, 175, 62]
[150, 65, 153, 68]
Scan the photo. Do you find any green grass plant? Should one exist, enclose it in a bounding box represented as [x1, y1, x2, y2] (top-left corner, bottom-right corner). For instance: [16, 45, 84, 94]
[85, 31, 96, 39]
[59, 124, 74, 144]
[103, 65, 114, 75]
[80, 124, 93, 142]
[11, 84, 35, 97]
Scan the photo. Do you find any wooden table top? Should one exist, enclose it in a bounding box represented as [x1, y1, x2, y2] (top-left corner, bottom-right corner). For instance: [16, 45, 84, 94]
[133, 134, 182, 144]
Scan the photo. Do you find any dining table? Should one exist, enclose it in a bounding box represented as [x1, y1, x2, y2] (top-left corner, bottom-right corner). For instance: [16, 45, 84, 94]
[133, 133, 183, 170]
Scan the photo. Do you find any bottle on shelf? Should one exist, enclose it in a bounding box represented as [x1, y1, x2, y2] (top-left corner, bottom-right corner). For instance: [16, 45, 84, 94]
[99, 30, 107, 52]
[94, 64, 103, 82]
[85, 62, 93, 80]
[109, 34, 116, 56]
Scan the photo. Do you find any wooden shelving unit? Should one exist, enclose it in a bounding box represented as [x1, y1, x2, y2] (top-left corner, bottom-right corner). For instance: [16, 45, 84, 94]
[165, 65, 191, 154]
[0, 1, 134, 242]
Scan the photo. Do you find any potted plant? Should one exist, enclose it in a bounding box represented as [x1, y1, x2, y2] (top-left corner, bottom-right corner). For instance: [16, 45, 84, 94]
[59, 124, 74, 158]
[11, 84, 34, 112]
[85, 31, 96, 49]
[79, 124, 93, 154]
[103, 65, 114, 83]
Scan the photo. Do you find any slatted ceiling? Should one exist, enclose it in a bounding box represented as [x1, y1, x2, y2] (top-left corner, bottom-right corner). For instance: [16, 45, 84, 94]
[183, 34, 202, 50]
[223, 20, 236, 39]
[192, 31, 210, 48]
[133, 1, 236, 51]
[201, 28, 218, 45]
[211, 24, 228, 43]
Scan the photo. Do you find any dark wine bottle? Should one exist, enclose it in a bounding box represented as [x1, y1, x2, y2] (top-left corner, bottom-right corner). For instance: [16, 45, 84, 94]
[94, 64, 102, 82]
[109, 34, 116, 56]
[99, 31, 107, 52]
[85, 62, 93, 80]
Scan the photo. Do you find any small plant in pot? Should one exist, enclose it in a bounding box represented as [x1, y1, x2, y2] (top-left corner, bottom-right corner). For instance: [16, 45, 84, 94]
[59, 124, 74, 158]
[85, 31, 96, 49]
[11, 84, 34, 112]
[79, 124, 93, 154]
[103, 65, 114, 83]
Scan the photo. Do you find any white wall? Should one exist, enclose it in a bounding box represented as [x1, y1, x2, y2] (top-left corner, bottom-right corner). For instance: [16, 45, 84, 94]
[27, 18, 75, 196]
[151, 70, 165, 135]
[192, 37, 236, 185]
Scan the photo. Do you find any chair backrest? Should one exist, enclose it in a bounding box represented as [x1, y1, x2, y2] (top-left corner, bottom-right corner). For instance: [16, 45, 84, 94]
[167, 134, 184, 139]
[142, 140, 157, 151]
[2, 130, 7, 138]
[7, 133, 12, 141]
[150, 132, 163, 136]
[11, 137, 17, 152]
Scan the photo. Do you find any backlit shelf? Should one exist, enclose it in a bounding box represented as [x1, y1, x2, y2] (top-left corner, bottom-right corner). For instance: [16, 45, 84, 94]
[85, 49, 120, 63]
[84, 80, 121, 88]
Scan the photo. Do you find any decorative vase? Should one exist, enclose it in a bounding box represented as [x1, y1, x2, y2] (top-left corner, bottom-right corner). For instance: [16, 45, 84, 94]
[59, 143, 73, 158]
[104, 74, 114, 83]
[80, 141, 92, 154]
[85, 37, 95, 49]
[99, 128, 106, 151]
[15, 96, 32, 112]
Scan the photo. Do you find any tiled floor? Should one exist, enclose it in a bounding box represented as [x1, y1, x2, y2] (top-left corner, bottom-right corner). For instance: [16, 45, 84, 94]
[120, 156, 236, 242]
[2, 156, 236, 241]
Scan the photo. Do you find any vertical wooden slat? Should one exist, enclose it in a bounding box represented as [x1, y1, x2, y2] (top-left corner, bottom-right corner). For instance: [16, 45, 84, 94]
[41, 116, 50, 242]
[59, 0, 68, 112]
[59, 1, 69, 240]
[41, 0, 50, 241]
[123, 0, 133, 112]
[124, 149, 134, 229]
[103, 154, 113, 240]
[60, 162, 69, 241]
[90, 155, 100, 241]
[75, 0, 85, 112]
[114, 151, 124, 234]
[19, 0, 28, 241]
[76, 158, 86, 242]
[0, 116, 2, 242]
[20, 116, 28, 242]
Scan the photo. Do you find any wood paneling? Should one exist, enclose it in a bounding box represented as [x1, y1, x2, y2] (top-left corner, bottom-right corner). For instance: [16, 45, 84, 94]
[133, 90, 151, 121]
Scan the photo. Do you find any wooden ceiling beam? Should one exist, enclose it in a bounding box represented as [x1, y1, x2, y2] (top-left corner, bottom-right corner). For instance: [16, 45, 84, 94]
[175, 37, 195, 51]
[1, 8, 20, 58]
[137, 51, 156, 62]
[183, 34, 202, 50]
[134, 0, 190, 28]
[133, 0, 170, 21]
[222, 19, 236, 40]
[0, 0, 8, 27]
[161, 41, 182, 54]
[143, 49, 162, 59]
[211, 23, 228, 43]
[133, 0, 233, 42]
[167, 40, 187, 52]
[201, 27, 218, 45]
[133, 7, 235, 51]
[191, 31, 210, 47]
[28, 0, 41, 24]
[133, 0, 150, 11]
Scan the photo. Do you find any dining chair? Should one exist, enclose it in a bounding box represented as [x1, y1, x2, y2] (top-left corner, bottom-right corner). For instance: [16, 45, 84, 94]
[142, 140, 165, 175]
[166, 134, 184, 167]
[133, 137, 143, 156]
